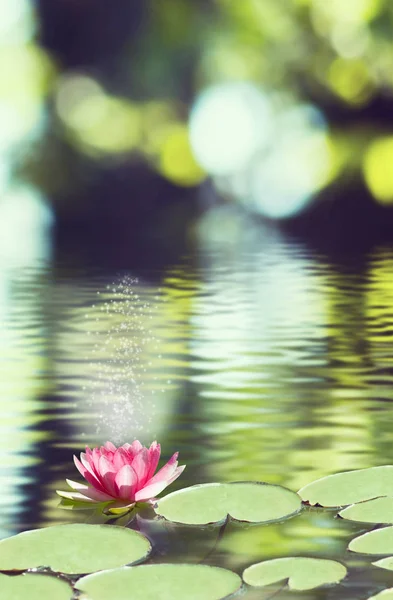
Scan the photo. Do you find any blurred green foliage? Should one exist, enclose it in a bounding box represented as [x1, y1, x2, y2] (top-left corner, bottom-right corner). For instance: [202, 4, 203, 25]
[2, 0, 393, 227]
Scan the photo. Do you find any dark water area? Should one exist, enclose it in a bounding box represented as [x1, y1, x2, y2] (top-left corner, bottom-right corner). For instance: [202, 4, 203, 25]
[2, 213, 393, 599]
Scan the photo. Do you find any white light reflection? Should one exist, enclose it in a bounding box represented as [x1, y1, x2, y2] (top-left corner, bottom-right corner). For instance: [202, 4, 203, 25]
[191, 219, 371, 492]
[189, 82, 271, 175]
[189, 227, 330, 485]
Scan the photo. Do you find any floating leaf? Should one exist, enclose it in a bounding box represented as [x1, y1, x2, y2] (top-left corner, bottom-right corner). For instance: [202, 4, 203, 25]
[0, 524, 151, 574]
[340, 497, 393, 523]
[373, 556, 393, 572]
[299, 466, 393, 507]
[0, 573, 72, 600]
[349, 526, 393, 555]
[76, 564, 242, 600]
[242, 557, 347, 591]
[156, 482, 302, 525]
[58, 497, 102, 511]
[366, 590, 393, 599]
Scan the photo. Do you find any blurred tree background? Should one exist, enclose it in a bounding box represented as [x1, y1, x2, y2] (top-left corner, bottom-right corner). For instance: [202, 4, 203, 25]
[2, 0, 393, 262]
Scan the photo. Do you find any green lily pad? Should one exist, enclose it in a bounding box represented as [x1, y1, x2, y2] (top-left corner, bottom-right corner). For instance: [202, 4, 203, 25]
[373, 556, 393, 572]
[339, 497, 393, 523]
[0, 573, 72, 600]
[0, 524, 151, 574]
[299, 466, 393, 507]
[156, 482, 302, 525]
[242, 557, 347, 591]
[76, 564, 242, 600]
[349, 526, 393, 555]
[365, 590, 393, 599]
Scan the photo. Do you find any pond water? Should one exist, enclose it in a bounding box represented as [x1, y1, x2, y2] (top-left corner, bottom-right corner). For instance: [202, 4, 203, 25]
[1, 214, 393, 599]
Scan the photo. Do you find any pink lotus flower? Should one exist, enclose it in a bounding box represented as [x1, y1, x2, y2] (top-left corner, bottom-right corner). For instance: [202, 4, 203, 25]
[57, 441, 185, 512]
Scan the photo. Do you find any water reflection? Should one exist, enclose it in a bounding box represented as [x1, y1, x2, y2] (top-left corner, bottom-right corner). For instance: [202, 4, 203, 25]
[0, 185, 52, 537]
[1, 211, 393, 597]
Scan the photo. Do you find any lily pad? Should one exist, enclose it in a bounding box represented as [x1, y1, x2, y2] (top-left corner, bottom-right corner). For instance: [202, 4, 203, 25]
[0, 573, 72, 600]
[242, 557, 347, 591]
[366, 590, 393, 599]
[373, 556, 393, 572]
[349, 526, 393, 555]
[339, 497, 393, 523]
[0, 524, 151, 574]
[156, 482, 302, 525]
[76, 564, 242, 600]
[299, 466, 393, 507]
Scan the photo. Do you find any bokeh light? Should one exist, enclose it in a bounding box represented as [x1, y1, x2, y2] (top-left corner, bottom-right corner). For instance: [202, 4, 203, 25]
[0, 0, 53, 153]
[328, 58, 373, 105]
[189, 82, 271, 175]
[198, 36, 264, 83]
[0, 45, 54, 151]
[0, 185, 53, 267]
[55, 74, 141, 157]
[0, 0, 35, 45]
[311, 0, 381, 29]
[141, 100, 179, 157]
[1, 0, 393, 224]
[249, 105, 334, 219]
[159, 124, 206, 187]
[331, 22, 369, 59]
[0, 160, 10, 195]
[364, 137, 393, 205]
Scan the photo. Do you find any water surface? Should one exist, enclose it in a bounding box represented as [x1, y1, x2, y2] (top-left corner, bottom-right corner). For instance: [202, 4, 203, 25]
[1, 220, 393, 598]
